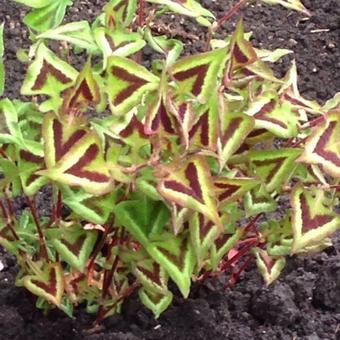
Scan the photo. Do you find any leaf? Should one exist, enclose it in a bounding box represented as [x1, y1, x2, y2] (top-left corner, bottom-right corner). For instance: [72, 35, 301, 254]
[139, 288, 173, 318]
[114, 196, 170, 245]
[37, 21, 98, 52]
[244, 186, 277, 217]
[106, 56, 159, 115]
[290, 185, 340, 253]
[188, 95, 219, 152]
[253, 248, 286, 285]
[94, 27, 145, 69]
[214, 177, 260, 205]
[261, 0, 311, 16]
[209, 228, 244, 270]
[189, 213, 220, 267]
[171, 47, 227, 102]
[248, 148, 301, 193]
[61, 186, 117, 225]
[158, 156, 223, 231]
[23, 0, 73, 32]
[23, 263, 64, 306]
[61, 59, 101, 115]
[147, 0, 214, 22]
[12, 0, 55, 8]
[219, 112, 255, 170]
[133, 258, 169, 294]
[104, 0, 137, 29]
[297, 110, 340, 178]
[39, 113, 113, 195]
[18, 149, 48, 196]
[21, 43, 78, 96]
[0, 23, 4, 96]
[47, 225, 98, 272]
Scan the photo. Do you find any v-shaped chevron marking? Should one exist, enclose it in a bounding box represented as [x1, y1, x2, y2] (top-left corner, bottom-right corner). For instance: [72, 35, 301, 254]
[40, 113, 113, 195]
[23, 263, 64, 306]
[106, 56, 159, 115]
[158, 156, 222, 230]
[171, 47, 227, 102]
[298, 110, 340, 178]
[291, 185, 340, 253]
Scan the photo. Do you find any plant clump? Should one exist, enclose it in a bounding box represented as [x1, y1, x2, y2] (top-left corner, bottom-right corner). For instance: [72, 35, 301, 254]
[0, 0, 339, 323]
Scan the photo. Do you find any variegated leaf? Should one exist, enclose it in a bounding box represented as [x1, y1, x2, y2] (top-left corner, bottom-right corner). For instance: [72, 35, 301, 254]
[171, 47, 227, 102]
[106, 56, 159, 115]
[219, 112, 255, 170]
[290, 185, 340, 253]
[104, 0, 137, 28]
[298, 110, 340, 178]
[39, 113, 113, 195]
[158, 156, 223, 231]
[61, 59, 101, 115]
[47, 225, 98, 272]
[139, 288, 173, 319]
[261, 0, 310, 15]
[21, 44, 78, 96]
[253, 248, 286, 285]
[248, 148, 302, 193]
[23, 263, 64, 306]
[214, 177, 260, 205]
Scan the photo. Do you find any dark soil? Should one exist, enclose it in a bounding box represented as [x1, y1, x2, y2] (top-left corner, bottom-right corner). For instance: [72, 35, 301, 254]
[0, 0, 340, 339]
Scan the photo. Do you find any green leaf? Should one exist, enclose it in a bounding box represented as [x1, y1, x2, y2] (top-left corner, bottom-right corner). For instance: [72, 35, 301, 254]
[139, 288, 173, 318]
[37, 21, 98, 52]
[23, 0, 73, 32]
[46, 224, 98, 272]
[253, 248, 286, 285]
[12, 0, 56, 8]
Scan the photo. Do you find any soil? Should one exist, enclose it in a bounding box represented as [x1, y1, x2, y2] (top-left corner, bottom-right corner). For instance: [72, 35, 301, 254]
[0, 0, 340, 339]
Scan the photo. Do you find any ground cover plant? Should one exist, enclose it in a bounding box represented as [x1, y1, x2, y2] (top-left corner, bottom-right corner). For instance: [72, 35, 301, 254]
[0, 0, 339, 328]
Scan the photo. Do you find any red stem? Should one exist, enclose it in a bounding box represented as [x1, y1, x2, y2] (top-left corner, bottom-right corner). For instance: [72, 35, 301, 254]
[26, 196, 49, 260]
[216, 0, 249, 30]
[138, 0, 145, 27]
[0, 200, 19, 241]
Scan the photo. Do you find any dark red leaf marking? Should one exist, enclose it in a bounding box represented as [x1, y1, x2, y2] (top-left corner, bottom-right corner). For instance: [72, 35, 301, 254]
[157, 242, 186, 270]
[150, 100, 176, 134]
[173, 64, 209, 97]
[313, 121, 340, 166]
[32, 60, 72, 91]
[221, 117, 243, 144]
[105, 34, 116, 51]
[31, 268, 57, 296]
[282, 92, 308, 108]
[215, 233, 231, 251]
[233, 43, 249, 64]
[120, 115, 147, 139]
[189, 112, 209, 146]
[254, 100, 287, 129]
[300, 194, 332, 233]
[137, 263, 163, 286]
[185, 162, 203, 200]
[68, 80, 93, 109]
[53, 119, 87, 162]
[247, 128, 267, 138]
[260, 252, 274, 273]
[20, 150, 43, 164]
[111, 66, 148, 105]
[59, 234, 88, 256]
[252, 157, 286, 182]
[198, 214, 215, 240]
[163, 180, 200, 201]
[215, 182, 240, 201]
[66, 144, 110, 183]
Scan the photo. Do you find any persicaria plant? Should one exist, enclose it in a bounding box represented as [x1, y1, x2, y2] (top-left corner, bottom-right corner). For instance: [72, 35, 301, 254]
[0, 0, 339, 323]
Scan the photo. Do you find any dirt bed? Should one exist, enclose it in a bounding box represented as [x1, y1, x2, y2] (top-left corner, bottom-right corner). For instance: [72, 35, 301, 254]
[0, 0, 339, 339]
